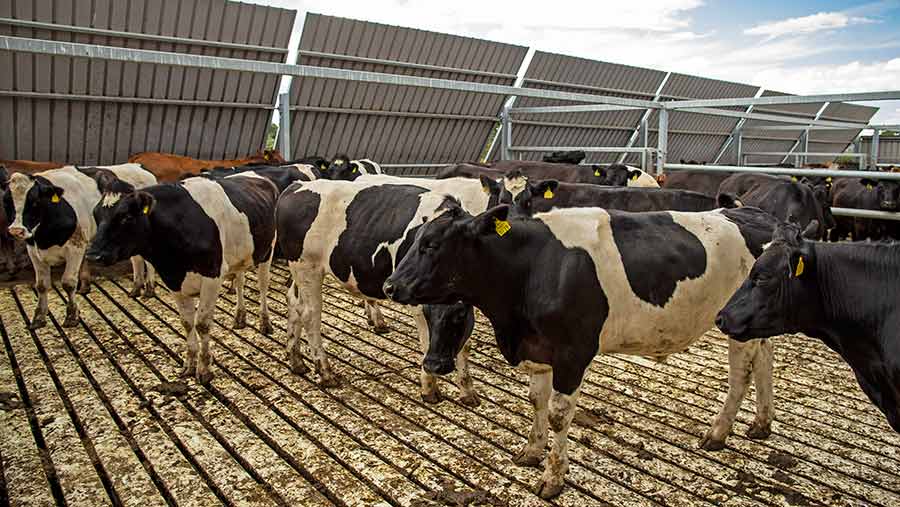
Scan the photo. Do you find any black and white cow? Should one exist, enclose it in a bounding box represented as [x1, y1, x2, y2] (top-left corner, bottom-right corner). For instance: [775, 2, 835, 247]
[85, 174, 279, 384]
[5, 164, 156, 329]
[383, 203, 777, 499]
[325, 154, 382, 181]
[595, 164, 659, 188]
[200, 163, 322, 191]
[275, 175, 493, 402]
[716, 219, 900, 433]
[501, 178, 734, 216]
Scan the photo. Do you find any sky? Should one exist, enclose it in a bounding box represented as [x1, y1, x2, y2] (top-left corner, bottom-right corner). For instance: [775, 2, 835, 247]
[259, 0, 900, 125]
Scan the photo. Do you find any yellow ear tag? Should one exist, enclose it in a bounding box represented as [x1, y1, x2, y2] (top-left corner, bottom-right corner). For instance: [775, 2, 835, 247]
[352, 167, 358, 173]
[543, 188, 554, 199]
[793, 256, 805, 277]
[825, 176, 832, 182]
[631, 173, 639, 181]
[867, 184, 874, 190]
[320, 164, 327, 170]
[494, 217, 511, 237]
[142, 205, 150, 215]
[594, 169, 601, 177]
[51, 194, 60, 203]
[334, 160, 344, 166]
[791, 176, 798, 182]
[482, 186, 489, 194]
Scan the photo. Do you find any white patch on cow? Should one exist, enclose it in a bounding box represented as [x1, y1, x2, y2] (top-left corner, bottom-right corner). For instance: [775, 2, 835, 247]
[292, 164, 319, 181]
[762, 241, 774, 251]
[101, 193, 121, 207]
[357, 175, 490, 213]
[354, 159, 382, 175]
[180, 177, 256, 280]
[84, 163, 157, 189]
[625, 167, 660, 188]
[503, 174, 528, 199]
[535, 208, 756, 356]
[7, 173, 36, 235]
[226, 171, 266, 181]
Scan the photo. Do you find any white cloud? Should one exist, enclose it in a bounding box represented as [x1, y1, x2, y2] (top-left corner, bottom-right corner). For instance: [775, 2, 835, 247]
[744, 11, 875, 40]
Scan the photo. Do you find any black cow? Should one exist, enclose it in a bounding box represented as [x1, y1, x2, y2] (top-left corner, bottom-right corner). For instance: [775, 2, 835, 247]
[716, 219, 900, 433]
[718, 172, 834, 239]
[832, 177, 900, 241]
[595, 164, 659, 187]
[435, 163, 506, 181]
[662, 170, 733, 197]
[200, 164, 322, 192]
[542, 150, 586, 164]
[276, 175, 493, 400]
[85, 175, 279, 383]
[504, 178, 733, 216]
[383, 202, 777, 499]
[325, 154, 382, 181]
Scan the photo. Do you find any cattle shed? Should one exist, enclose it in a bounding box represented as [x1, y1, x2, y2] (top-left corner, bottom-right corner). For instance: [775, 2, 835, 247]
[3, 2, 900, 506]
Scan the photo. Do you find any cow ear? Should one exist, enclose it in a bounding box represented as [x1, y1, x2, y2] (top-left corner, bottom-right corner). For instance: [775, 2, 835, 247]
[468, 205, 511, 238]
[860, 178, 876, 189]
[536, 179, 559, 198]
[135, 192, 155, 216]
[801, 220, 819, 240]
[717, 193, 741, 209]
[627, 169, 642, 182]
[479, 175, 498, 195]
[40, 184, 64, 202]
[591, 165, 604, 178]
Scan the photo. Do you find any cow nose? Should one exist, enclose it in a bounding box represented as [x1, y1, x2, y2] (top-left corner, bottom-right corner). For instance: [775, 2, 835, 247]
[715, 314, 728, 332]
[382, 281, 395, 299]
[8, 226, 25, 239]
[882, 201, 897, 210]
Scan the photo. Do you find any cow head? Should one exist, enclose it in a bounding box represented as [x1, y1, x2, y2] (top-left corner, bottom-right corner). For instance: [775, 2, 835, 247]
[501, 169, 528, 202]
[0, 166, 8, 192]
[257, 149, 285, 164]
[92, 176, 137, 240]
[421, 302, 475, 375]
[478, 175, 504, 206]
[326, 154, 361, 181]
[860, 178, 900, 211]
[597, 164, 642, 186]
[5, 173, 68, 241]
[511, 179, 559, 216]
[716, 218, 819, 341]
[86, 191, 154, 265]
[383, 199, 510, 305]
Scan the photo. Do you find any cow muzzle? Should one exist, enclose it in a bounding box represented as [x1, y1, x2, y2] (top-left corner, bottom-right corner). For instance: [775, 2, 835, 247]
[423, 355, 455, 376]
[7, 226, 29, 240]
[881, 201, 897, 210]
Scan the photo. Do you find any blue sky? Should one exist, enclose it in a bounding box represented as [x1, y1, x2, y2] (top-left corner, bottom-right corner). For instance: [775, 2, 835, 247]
[263, 0, 900, 124]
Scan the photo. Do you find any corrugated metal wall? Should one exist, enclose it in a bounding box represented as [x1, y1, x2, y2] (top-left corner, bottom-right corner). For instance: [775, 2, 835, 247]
[861, 137, 900, 165]
[502, 50, 667, 164]
[287, 13, 527, 176]
[0, 0, 295, 164]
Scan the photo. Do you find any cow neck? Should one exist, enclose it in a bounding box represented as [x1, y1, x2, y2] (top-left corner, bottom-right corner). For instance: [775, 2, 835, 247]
[456, 219, 543, 364]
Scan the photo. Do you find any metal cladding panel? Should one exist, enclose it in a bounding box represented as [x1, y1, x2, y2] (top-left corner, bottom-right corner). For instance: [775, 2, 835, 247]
[753, 90, 823, 118]
[861, 137, 900, 164]
[289, 13, 527, 167]
[720, 137, 798, 166]
[0, 0, 295, 164]
[508, 124, 634, 164]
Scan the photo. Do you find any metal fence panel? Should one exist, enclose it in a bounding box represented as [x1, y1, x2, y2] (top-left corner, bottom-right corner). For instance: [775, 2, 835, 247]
[288, 13, 527, 173]
[0, 0, 294, 164]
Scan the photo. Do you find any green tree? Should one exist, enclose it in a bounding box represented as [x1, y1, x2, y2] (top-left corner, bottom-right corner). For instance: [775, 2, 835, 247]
[265, 123, 279, 150]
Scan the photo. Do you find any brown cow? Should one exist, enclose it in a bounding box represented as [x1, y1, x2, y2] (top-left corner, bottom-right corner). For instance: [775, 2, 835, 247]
[128, 149, 284, 182]
[0, 159, 66, 174]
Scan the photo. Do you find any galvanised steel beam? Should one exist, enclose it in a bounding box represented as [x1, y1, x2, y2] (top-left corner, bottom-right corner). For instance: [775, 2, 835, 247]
[0, 36, 660, 109]
[675, 106, 867, 129]
[298, 50, 517, 80]
[663, 163, 900, 180]
[831, 207, 900, 221]
[667, 90, 900, 109]
[510, 104, 651, 114]
[0, 90, 274, 109]
[509, 146, 657, 153]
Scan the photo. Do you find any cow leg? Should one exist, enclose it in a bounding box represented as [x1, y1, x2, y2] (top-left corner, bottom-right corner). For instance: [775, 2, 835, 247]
[143, 261, 156, 297]
[413, 306, 442, 403]
[365, 301, 389, 334]
[455, 339, 479, 407]
[701, 339, 756, 450]
[747, 339, 774, 439]
[28, 249, 50, 330]
[62, 251, 85, 327]
[515, 370, 551, 467]
[129, 256, 145, 297]
[225, 273, 236, 294]
[194, 277, 221, 384]
[256, 261, 273, 335]
[285, 281, 309, 375]
[534, 383, 581, 500]
[232, 272, 247, 329]
[297, 267, 338, 386]
[77, 256, 92, 294]
[174, 293, 198, 379]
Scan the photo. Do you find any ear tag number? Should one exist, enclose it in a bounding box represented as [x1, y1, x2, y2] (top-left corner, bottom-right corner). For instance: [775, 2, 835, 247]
[143, 205, 150, 215]
[51, 194, 60, 203]
[594, 169, 601, 177]
[494, 217, 511, 237]
[543, 188, 554, 199]
[793, 256, 805, 277]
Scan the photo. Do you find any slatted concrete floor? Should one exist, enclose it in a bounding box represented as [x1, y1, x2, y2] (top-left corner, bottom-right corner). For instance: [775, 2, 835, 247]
[1, 261, 899, 506]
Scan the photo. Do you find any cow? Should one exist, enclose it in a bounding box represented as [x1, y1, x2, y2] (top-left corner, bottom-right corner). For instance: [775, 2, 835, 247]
[0, 166, 28, 279]
[716, 219, 900, 433]
[4, 164, 156, 329]
[325, 154, 383, 181]
[718, 172, 834, 240]
[276, 175, 496, 403]
[831, 176, 900, 241]
[0, 159, 66, 174]
[542, 150, 586, 164]
[128, 149, 285, 182]
[85, 174, 279, 384]
[199, 164, 322, 192]
[503, 178, 735, 216]
[435, 163, 506, 181]
[596, 164, 659, 188]
[383, 203, 777, 499]
[661, 170, 733, 197]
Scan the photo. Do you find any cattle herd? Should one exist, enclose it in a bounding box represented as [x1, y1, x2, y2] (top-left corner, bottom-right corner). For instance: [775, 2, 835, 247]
[0, 150, 898, 500]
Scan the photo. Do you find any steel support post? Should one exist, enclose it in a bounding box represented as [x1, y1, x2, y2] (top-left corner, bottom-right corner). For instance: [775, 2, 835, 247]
[854, 136, 864, 170]
[278, 92, 292, 160]
[735, 126, 743, 166]
[871, 130, 880, 169]
[500, 107, 512, 160]
[656, 108, 668, 175]
[799, 129, 809, 166]
[640, 117, 649, 171]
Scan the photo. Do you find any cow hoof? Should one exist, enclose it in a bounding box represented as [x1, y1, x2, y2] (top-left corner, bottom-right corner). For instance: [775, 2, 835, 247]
[421, 391, 443, 404]
[226, 285, 236, 295]
[28, 317, 47, 330]
[513, 449, 544, 467]
[319, 375, 341, 388]
[233, 320, 246, 330]
[143, 285, 156, 298]
[260, 320, 274, 336]
[459, 393, 480, 408]
[77, 284, 92, 295]
[746, 422, 772, 440]
[699, 435, 726, 451]
[196, 370, 214, 385]
[372, 324, 390, 334]
[532, 478, 564, 500]
[290, 360, 310, 376]
[62, 314, 79, 328]
[179, 365, 196, 378]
